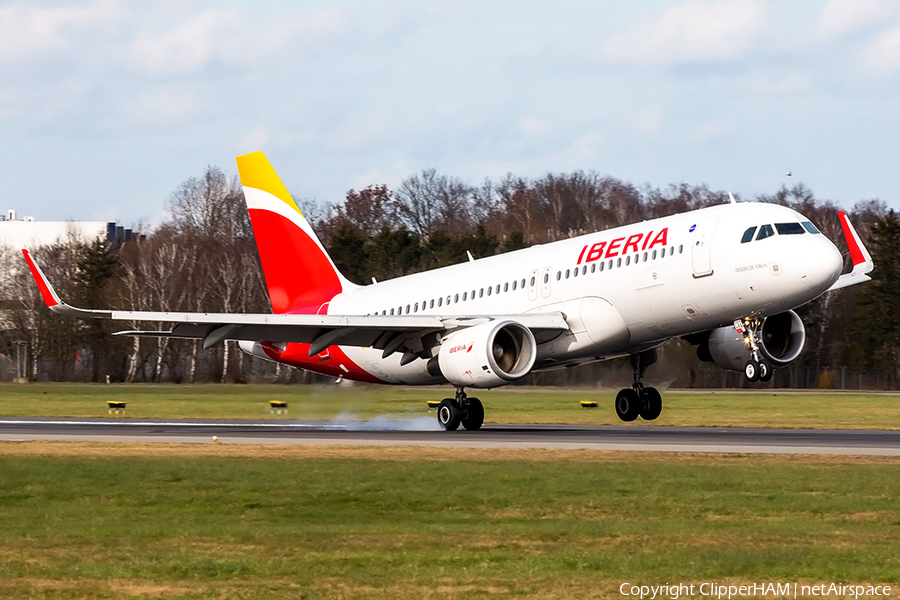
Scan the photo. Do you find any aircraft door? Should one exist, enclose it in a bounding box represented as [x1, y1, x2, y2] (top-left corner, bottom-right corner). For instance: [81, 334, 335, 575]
[691, 217, 719, 278]
[528, 269, 538, 301]
[541, 267, 552, 298]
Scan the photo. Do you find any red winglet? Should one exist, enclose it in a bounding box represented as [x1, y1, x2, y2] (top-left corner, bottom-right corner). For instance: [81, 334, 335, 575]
[21, 249, 60, 308]
[838, 211, 865, 267]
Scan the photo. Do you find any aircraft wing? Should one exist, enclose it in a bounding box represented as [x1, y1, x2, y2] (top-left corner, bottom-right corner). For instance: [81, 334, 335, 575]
[22, 250, 568, 357]
[827, 211, 875, 292]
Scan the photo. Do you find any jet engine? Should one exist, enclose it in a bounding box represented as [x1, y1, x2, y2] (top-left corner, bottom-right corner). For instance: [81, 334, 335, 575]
[701, 310, 806, 372]
[432, 320, 537, 388]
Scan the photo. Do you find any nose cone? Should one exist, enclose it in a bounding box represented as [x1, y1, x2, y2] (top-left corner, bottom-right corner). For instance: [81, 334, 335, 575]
[799, 236, 843, 294]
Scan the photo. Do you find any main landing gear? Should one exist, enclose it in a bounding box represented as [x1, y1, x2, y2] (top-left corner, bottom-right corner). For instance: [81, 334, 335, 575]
[436, 387, 484, 431]
[737, 319, 773, 383]
[615, 349, 662, 422]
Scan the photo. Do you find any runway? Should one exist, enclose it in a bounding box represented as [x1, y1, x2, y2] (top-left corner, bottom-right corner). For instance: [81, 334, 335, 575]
[1, 417, 898, 455]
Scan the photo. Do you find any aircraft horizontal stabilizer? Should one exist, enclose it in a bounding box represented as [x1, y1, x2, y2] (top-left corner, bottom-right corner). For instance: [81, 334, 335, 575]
[827, 211, 875, 292]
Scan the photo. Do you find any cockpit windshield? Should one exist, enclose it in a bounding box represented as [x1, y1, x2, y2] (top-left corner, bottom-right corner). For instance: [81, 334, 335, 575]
[742, 221, 818, 242]
[775, 223, 805, 235]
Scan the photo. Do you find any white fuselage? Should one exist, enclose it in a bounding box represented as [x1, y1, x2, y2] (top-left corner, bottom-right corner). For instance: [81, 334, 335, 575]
[317, 202, 842, 385]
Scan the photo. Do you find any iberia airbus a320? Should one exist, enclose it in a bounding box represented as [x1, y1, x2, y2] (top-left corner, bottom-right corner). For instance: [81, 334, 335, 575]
[23, 152, 874, 430]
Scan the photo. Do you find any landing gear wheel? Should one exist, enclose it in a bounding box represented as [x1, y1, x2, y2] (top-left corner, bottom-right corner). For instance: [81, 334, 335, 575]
[615, 389, 641, 422]
[744, 360, 760, 383]
[758, 361, 772, 382]
[437, 398, 461, 431]
[639, 387, 662, 421]
[461, 397, 484, 431]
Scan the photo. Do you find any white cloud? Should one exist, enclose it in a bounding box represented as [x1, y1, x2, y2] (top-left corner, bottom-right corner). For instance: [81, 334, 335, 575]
[517, 117, 550, 135]
[0, 0, 122, 65]
[817, 0, 900, 40]
[862, 25, 900, 75]
[598, 0, 769, 66]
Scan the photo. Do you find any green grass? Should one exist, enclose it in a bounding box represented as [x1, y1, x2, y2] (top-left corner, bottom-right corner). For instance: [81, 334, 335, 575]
[1, 383, 899, 429]
[0, 446, 897, 598]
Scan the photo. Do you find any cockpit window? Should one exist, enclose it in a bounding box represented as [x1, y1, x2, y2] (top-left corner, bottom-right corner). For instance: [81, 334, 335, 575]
[775, 222, 805, 235]
[756, 224, 774, 241]
[802, 221, 821, 234]
[741, 226, 757, 243]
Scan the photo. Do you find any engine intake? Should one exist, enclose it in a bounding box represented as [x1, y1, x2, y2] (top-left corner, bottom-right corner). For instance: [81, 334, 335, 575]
[435, 320, 537, 388]
[703, 310, 806, 372]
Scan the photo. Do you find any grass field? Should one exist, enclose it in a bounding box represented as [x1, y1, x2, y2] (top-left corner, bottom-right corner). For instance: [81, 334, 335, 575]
[1, 383, 899, 429]
[0, 444, 897, 599]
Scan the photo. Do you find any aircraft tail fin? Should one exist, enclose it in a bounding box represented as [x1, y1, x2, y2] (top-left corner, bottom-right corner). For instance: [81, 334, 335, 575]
[236, 151, 356, 314]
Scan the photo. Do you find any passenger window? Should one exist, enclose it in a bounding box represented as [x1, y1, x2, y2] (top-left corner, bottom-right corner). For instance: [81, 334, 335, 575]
[591, 263, 596, 273]
[521, 278, 526, 288]
[480, 288, 484, 298]
[556, 271, 561, 281]
[775, 222, 805, 235]
[512, 280, 517, 290]
[756, 224, 774, 241]
[454, 294, 459, 303]
[438, 298, 442, 307]
[652, 250, 657, 260]
[741, 227, 757, 243]
[582, 266, 587, 275]
[573, 268, 578, 277]
[617, 258, 622, 268]
[496, 284, 501, 294]
[642, 252, 647, 262]
[608, 259, 613, 269]
[543, 274, 549, 284]
[406, 304, 410, 314]
[390, 308, 395, 315]
[599, 261, 605, 272]
[565, 269, 570, 278]
[430, 299, 434, 309]
[414, 302, 418, 312]
[678, 245, 682, 254]
[463, 291, 467, 301]
[504, 283, 508, 292]
[802, 221, 821, 234]
[487, 286, 492, 296]
[625, 256, 630, 266]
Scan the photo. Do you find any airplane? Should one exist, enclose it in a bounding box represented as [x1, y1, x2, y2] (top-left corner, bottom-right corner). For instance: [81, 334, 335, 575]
[22, 152, 874, 430]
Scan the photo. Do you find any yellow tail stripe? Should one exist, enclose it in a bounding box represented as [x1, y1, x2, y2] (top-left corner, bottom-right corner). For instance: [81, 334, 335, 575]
[235, 151, 303, 215]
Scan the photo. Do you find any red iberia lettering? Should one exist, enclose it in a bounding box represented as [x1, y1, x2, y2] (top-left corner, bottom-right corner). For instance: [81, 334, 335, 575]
[586, 242, 606, 262]
[576, 245, 587, 265]
[648, 228, 668, 248]
[623, 233, 643, 255]
[641, 231, 653, 250]
[605, 237, 625, 258]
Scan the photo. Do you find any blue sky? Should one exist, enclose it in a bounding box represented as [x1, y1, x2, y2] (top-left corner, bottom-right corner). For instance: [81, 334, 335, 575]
[2, 0, 899, 225]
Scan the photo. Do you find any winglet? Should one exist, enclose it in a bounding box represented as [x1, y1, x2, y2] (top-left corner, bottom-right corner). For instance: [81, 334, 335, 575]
[828, 211, 875, 292]
[22, 249, 61, 308]
[21, 249, 110, 318]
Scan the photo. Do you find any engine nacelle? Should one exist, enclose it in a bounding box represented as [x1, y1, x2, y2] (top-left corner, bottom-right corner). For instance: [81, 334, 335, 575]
[705, 310, 806, 372]
[434, 320, 537, 388]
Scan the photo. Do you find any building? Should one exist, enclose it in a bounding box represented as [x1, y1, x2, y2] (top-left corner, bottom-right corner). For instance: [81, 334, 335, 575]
[0, 209, 137, 250]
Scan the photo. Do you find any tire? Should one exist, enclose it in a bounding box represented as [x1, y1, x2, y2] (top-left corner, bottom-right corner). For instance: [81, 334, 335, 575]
[615, 389, 641, 422]
[759, 361, 773, 382]
[437, 398, 461, 431]
[744, 360, 760, 382]
[640, 387, 662, 421]
[462, 397, 484, 430]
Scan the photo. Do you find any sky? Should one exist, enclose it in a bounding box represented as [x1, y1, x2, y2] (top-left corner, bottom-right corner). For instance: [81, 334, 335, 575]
[2, 0, 900, 226]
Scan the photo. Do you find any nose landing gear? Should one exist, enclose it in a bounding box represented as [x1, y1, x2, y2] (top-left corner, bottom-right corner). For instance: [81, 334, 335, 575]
[737, 319, 773, 383]
[614, 349, 662, 422]
[436, 387, 484, 431]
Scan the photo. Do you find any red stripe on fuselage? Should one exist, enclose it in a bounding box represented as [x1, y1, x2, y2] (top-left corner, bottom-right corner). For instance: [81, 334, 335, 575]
[248, 208, 343, 314]
[261, 341, 384, 384]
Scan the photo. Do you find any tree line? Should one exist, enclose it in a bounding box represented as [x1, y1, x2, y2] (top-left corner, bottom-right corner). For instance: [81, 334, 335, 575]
[1, 164, 897, 388]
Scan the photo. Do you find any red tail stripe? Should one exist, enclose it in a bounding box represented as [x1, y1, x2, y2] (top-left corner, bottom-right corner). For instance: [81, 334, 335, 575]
[838, 211, 865, 266]
[22, 250, 59, 308]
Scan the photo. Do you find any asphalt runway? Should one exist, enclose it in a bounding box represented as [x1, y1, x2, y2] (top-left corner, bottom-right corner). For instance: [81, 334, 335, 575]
[1, 417, 898, 455]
